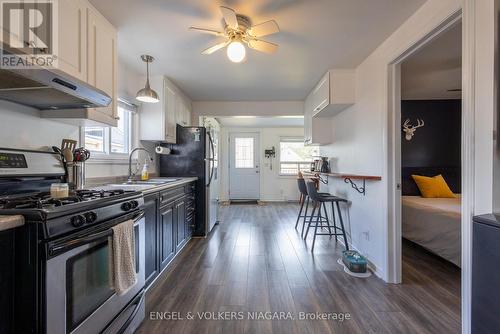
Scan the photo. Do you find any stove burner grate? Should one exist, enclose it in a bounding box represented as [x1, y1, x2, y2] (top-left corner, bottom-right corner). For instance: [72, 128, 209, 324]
[0, 189, 128, 210]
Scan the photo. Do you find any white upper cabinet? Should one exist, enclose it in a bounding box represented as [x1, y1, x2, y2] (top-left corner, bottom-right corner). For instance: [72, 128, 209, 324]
[139, 76, 192, 143]
[309, 69, 355, 118]
[57, 0, 87, 81]
[164, 83, 177, 143]
[86, 5, 117, 122]
[40, 0, 118, 126]
[303, 96, 311, 144]
[303, 69, 355, 145]
[175, 96, 191, 127]
[304, 91, 332, 146]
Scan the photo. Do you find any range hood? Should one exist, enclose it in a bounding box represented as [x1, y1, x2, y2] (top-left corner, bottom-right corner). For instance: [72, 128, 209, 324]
[0, 65, 111, 110]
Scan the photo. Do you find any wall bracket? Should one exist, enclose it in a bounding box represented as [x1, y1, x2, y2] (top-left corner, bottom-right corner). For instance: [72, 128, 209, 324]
[344, 177, 366, 195]
[317, 173, 329, 185]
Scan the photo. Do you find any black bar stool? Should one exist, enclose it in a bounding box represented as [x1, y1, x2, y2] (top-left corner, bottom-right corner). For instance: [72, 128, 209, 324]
[295, 178, 330, 238]
[305, 180, 349, 252]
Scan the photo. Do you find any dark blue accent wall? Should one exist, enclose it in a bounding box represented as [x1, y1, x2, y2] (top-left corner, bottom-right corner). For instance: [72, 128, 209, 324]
[401, 99, 462, 195]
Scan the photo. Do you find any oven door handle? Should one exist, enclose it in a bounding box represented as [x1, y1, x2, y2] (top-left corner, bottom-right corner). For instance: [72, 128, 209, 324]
[49, 211, 145, 256]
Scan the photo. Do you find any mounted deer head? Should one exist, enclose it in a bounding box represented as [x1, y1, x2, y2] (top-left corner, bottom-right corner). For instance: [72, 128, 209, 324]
[402, 118, 425, 141]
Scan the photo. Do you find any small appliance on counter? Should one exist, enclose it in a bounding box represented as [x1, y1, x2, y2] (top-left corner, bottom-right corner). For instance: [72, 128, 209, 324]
[0, 148, 146, 334]
[311, 157, 331, 173]
[313, 158, 322, 171]
[320, 157, 331, 173]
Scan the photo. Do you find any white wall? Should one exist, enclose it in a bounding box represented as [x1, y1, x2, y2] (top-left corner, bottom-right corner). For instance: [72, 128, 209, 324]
[478, 0, 500, 213]
[192, 101, 304, 125]
[85, 59, 159, 179]
[317, 0, 462, 280]
[0, 101, 80, 149]
[0, 59, 157, 180]
[219, 126, 304, 202]
[494, 0, 500, 213]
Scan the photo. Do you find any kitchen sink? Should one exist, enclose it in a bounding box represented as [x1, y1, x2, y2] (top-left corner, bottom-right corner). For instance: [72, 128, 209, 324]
[121, 178, 180, 185]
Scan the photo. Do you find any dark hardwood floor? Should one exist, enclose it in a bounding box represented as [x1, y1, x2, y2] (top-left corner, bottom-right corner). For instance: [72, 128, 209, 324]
[137, 203, 461, 334]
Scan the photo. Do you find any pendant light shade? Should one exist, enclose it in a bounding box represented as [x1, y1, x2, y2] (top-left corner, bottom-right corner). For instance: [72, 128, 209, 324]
[136, 55, 159, 103]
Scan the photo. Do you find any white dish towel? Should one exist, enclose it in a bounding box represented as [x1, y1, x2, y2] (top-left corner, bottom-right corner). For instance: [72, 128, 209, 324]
[110, 219, 137, 295]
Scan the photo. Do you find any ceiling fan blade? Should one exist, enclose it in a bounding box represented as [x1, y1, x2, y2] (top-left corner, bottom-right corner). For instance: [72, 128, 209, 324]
[220, 6, 238, 29]
[201, 41, 229, 55]
[248, 39, 279, 54]
[249, 20, 280, 37]
[189, 27, 225, 37]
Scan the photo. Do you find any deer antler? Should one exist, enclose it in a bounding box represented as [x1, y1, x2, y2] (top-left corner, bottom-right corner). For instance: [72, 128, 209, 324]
[415, 119, 425, 128]
[403, 119, 410, 129]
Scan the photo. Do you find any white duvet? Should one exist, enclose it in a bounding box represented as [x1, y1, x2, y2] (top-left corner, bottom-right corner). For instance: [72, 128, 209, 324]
[402, 195, 461, 267]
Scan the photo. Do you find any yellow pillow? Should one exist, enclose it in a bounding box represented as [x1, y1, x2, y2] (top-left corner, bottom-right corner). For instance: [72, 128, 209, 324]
[411, 174, 457, 198]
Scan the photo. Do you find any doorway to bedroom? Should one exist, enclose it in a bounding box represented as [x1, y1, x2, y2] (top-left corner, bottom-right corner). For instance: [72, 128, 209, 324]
[397, 20, 462, 328]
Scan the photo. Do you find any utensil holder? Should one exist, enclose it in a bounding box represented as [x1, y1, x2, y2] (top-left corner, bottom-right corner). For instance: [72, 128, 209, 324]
[67, 162, 86, 190]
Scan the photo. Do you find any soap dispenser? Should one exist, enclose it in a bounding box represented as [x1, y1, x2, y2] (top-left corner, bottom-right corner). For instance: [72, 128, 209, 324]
[141, 159, 149, 181]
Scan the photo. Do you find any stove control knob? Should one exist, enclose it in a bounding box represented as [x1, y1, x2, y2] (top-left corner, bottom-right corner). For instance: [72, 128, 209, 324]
[130, 200, 139, 209]
[71, 215, 86, 227]
[85, 212, 98, 224]
[121, 202, 132, 212]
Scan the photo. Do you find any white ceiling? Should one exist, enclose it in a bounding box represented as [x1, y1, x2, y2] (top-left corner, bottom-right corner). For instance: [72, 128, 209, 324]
[216, 116, 304, 128]
[90, 0, 426, 101]
[402, 23, 462, 100]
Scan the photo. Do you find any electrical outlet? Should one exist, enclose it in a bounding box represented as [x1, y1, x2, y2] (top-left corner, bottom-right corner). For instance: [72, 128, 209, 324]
[362, 231, 370, 241]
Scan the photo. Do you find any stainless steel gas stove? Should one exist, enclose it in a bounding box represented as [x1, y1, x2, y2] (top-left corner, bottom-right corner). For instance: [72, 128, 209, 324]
[0, 148, 145, 334]
[0, 187, 144, 239]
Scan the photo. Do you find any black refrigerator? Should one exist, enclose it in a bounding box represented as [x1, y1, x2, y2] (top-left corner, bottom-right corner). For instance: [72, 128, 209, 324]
[159, 125, 219, 237]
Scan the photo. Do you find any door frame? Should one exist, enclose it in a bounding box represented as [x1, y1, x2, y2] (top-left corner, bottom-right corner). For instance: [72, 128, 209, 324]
[228, 131, 261, 200]
[386, 7, 474, 334]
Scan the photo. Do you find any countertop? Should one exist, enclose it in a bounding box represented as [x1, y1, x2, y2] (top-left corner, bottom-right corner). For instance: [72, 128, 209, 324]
[94, 177, 198, 195]
[0, 215, 25, 232]
[473, 214, 500, 229]
[302, 171, 382, 181]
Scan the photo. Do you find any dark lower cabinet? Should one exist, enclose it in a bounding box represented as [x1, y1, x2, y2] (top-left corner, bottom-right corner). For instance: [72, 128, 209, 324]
[143, 182, 196, 290]
[185, 215, 194, 240]
[160, 202, 175, 271]
[0, 230, 14, 334]
[185, 192, 195, 240]
[143, 193, 160, 288]
[472, 215, 500, 333]
[175, 199, 186, 253]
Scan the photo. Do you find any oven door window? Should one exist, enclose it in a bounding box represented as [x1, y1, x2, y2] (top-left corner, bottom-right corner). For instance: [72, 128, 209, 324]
[66, 240, 114, 332]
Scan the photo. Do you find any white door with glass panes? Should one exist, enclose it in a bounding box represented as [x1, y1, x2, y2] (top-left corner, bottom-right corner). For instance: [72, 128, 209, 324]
[229, 133, 260, 200]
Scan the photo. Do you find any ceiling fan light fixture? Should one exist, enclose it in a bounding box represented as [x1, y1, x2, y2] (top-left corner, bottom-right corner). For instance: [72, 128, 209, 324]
[136, 55, 159, 103]
[190, 6, 280, 62]
[227, 41, 246, 63]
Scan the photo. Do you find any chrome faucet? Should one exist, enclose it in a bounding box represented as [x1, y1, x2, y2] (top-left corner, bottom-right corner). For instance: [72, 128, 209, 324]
[128, 147, 154, 181]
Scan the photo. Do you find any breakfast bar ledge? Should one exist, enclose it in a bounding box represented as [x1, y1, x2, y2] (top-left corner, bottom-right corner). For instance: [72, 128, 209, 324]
[302, 172, 382, 195]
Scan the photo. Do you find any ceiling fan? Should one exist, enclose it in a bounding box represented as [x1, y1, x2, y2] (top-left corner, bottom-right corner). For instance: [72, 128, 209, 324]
[189, 6, 280, 63]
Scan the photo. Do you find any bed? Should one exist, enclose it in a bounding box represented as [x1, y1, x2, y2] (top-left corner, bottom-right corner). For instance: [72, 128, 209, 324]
[401, 167, 461, 267]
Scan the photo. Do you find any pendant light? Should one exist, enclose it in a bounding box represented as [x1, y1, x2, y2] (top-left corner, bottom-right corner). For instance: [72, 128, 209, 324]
[136, 55, 159, 103]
